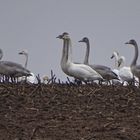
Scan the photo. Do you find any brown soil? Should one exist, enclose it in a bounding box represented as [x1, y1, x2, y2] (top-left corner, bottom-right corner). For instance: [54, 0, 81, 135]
[0, 83, 140, 140]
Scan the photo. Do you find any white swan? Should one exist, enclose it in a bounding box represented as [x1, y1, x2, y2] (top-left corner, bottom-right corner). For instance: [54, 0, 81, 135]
[125, 39, 140, 85]
[117, 56, 137, 85]
[79, 37, 119, 83]
[18, 50, 36, 83]
[57, 32, 103, 82]
[111, 51, 123, 85]
[111, 51, 138, 86]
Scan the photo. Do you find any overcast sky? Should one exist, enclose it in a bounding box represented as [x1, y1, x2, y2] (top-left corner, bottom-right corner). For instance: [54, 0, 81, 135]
[0, 0, 140, 81]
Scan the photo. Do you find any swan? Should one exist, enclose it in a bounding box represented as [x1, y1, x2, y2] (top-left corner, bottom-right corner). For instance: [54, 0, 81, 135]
[18, 50, 36, 83]
[125, 39, 140, 84]
[111, 51, 122, 76]
[0, 48, 31, 82]
[111, 51, 123, 85]
[117, 56, 136, 85]
[57, 32, 103, 82]
[111, 51, 138, 86]
[78, 37, 119, 83]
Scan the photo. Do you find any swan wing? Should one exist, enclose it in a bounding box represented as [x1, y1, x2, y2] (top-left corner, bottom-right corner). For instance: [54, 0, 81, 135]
[0, 61, 31, 76]
[91, 64, 111, 71]
[131, 65, 140, 78]
[67, 63, 102, 80]
[0, 61, 23, 68]
[119, 67, 133, 81]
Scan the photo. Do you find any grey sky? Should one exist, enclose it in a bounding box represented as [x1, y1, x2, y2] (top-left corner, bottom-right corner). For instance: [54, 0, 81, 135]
[0, 0, 140, 81]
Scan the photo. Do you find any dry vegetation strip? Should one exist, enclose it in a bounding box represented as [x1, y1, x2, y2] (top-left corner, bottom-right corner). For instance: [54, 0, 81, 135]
[0, 83, 140, 140]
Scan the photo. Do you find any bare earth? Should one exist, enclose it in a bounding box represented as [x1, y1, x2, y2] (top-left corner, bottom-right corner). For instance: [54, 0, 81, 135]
[0, 83, 140, 140]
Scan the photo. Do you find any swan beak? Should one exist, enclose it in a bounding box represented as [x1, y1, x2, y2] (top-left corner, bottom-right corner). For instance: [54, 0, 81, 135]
[110, 55, 114, 59]
[125, 42, 129, 44]
[78, 40, 83, 42]
[56, 35, 62, 39]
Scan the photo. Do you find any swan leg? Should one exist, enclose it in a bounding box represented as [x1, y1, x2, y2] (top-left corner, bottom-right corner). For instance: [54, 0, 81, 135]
[129, 76, 137, 86]
[5, 76, 10, 83]
[98, 80, 102, 85]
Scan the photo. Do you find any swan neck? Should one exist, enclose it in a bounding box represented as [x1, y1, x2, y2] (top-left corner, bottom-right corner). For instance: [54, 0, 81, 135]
[131, 43, 138, 66]
[114, 53, 119, 69]
[25, 54, 28, 68]
[67, 38, 72, 63]
[119, 59, 125, 69]
[0, 49, 3, 60]
[61, 39, 67, 65]
[84, 40, 90, 64]
[60, 37, 72, 76]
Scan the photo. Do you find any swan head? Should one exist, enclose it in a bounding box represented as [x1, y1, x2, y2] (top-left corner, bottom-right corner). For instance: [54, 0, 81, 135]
[110, 51, 119, 59]
[125, 39, 137, 47]
[79, 37, 89, 43]
[19, 50, 28, 56]
[118, 56, 125, 67]
[56, 32, 69, 40]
